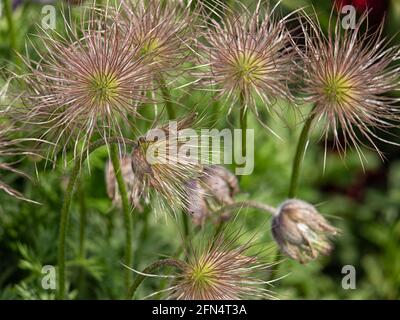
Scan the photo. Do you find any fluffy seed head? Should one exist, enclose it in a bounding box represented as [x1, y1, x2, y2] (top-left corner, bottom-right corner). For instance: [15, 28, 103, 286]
[167, 233, 276, 300]
[15, 7, 153, 162]
[199, 2, 295, 118]
[120, 0, 197, 78]
[299, 12, 400, 160]
[272, 199, 339, 264]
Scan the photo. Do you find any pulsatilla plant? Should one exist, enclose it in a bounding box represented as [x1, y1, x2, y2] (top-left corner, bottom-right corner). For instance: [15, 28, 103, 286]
[4, 0, 400, 302]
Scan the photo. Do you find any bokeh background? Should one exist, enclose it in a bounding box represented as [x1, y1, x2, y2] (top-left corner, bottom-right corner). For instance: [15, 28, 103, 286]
[0, 0, 399, 299]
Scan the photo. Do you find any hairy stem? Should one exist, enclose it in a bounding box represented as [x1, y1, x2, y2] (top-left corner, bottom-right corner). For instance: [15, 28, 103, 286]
[57, 138, 135, 299]
[110, 144, 133, 296]
[76, 175, 87, 295]
[57, 155, 81, 299]
[128, 259, 184, 300]
[288, 114, 315, 198]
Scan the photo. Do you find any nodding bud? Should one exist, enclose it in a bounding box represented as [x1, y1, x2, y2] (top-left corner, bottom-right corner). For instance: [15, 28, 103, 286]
[185, 165, 239, 226]
[105, 155, 143, 212]
[201, 165, 240, 205]
[271, 199, 339, 264]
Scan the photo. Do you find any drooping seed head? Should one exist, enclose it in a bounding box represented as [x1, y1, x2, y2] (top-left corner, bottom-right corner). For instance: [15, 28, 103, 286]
[299, 11, 400, 160]
[185, 165, 239, 226]
[130, 114, 208, 214]
[271, 199, 339, 264]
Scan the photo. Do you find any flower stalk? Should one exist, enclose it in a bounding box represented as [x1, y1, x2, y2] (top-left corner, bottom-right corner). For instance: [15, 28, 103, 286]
[110, 143, 133, 295]
[288, 114, 315, 198]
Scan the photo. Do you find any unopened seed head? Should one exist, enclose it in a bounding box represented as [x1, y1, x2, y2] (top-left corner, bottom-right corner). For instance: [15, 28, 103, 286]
[272, 199, 339, 264]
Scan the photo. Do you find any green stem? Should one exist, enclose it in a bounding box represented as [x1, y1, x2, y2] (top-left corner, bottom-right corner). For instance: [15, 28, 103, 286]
[76, 176, 87, 296]
[110, 144, 133, 296]
[288, 114, 315, 198]
[159, 77, 176, 119]
[57, 156, 81, 299]
[77, 177, 87, 259]
[57, 138, 135, 299]
[127, 259, 184, 300]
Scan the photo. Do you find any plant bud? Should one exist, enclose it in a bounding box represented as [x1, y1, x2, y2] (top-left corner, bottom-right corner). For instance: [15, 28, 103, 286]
[201, 165, 239, 205]
[184, 165, 239, 226]
[271, 199, 339, 264]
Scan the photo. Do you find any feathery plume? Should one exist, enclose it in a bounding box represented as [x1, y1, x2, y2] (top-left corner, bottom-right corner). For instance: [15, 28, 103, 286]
[298, 11, 400, 161]
[13, 5, 154, 162]
[198, 1, 295, 122]
[145, 231, 277, 300]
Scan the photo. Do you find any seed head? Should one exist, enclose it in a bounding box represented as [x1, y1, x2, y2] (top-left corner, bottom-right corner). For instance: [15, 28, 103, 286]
[167, 232, 276, 300]
[271, 199, 339, 264]
[15, 6, 153, 162]
[198, 2, 295, 120]
[130, 114, 207, 214]
[299, 12, 400, 160]
[120, 0, 197, 78]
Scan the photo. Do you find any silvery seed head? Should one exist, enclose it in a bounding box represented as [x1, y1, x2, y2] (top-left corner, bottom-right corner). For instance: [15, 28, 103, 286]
[272, 199, 339, 264]
[298, 11, 400, 161]
[120, 0, 198, 79]
[130, 114, 207, 214]
[165, 232, 276, 300]
[13, 5, 154, 163]
[198, 1, 295, 124]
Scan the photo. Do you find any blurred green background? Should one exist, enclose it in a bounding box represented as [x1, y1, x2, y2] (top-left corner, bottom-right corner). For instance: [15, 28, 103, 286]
[0, 0, 399, 299]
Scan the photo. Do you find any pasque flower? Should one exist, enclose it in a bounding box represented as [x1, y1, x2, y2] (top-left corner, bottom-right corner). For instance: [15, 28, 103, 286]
[199, 2, 295, 119]
[299, 12, 400, 160]
[15, 7, 154, 161]
[272, 199, 339, 264]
